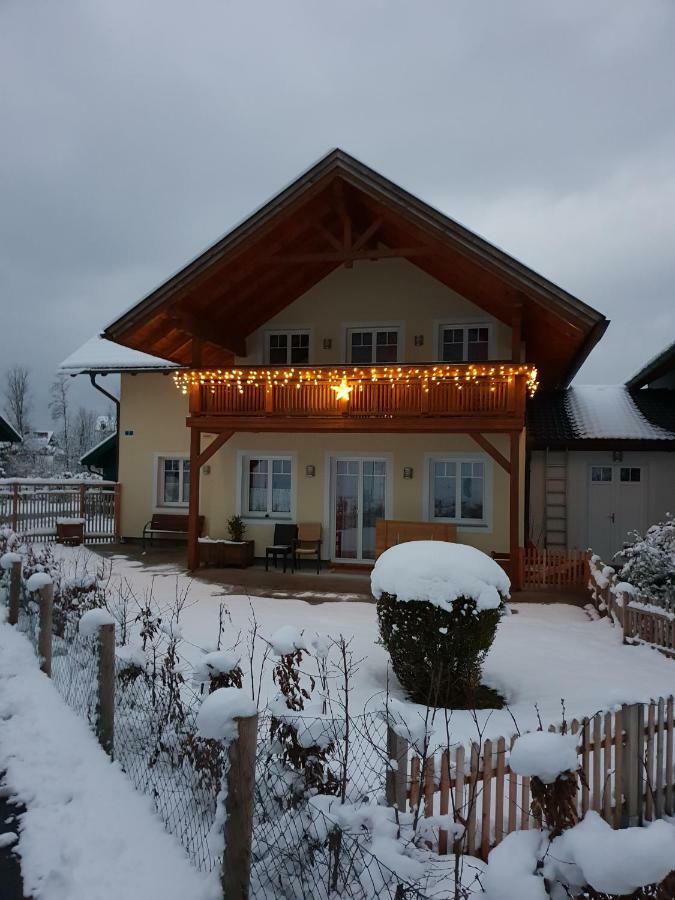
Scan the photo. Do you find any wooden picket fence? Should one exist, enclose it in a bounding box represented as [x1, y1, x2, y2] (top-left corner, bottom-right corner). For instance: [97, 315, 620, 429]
[400, 697, 675, 861]
[588, 554, 675, 659]
[522, 547, 589, 589]
[0, 479, 121, 543]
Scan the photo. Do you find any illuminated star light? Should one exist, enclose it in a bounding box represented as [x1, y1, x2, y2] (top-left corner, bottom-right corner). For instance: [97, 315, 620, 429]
[331, 376, 353, 401]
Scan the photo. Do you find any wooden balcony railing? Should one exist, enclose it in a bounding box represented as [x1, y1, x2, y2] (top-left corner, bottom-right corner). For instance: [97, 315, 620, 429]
[181, 364, 536, 430]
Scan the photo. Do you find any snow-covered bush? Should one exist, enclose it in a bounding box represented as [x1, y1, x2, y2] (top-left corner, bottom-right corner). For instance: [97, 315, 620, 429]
[618, 514, 675, 611]
[372, 542, 508, 707]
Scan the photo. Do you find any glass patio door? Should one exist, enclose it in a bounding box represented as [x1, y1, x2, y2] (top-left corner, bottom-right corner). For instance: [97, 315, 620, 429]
[331, 458, 387, 562]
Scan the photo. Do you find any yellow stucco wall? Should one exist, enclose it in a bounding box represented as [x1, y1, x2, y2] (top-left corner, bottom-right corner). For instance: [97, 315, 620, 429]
[117, 259, 525, 557]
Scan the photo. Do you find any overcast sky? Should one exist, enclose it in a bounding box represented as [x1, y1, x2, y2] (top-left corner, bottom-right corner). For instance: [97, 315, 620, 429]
[1, 0, 674, 423]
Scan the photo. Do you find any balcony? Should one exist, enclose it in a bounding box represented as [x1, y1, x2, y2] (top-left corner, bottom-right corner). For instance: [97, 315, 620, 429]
[180, 363, 536, 433]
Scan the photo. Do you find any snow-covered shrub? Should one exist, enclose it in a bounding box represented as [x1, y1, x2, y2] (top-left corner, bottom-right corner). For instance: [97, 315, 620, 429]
[510, 730, 579, 837]
[618, 514, 675, 611]
[193, 650, 243, 693]
[372, 542, 508, 708]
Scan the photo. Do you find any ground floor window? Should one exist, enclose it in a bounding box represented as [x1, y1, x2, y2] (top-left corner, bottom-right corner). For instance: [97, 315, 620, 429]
[242, 455, 293, 518]
[157, 457, 190, 506]
[429, 457, 487, 525]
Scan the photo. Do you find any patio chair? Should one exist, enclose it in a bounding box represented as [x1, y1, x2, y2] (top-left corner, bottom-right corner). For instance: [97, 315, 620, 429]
[265, 523, 297, 573]
[293, 523, 322, 574]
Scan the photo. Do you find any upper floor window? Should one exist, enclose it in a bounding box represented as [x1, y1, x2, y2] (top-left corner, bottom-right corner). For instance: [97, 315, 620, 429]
[440, 324, 491, 362]
[158, 457, 190, 507]
[267, 330, 310, 365]
[348, 328, 400, 365]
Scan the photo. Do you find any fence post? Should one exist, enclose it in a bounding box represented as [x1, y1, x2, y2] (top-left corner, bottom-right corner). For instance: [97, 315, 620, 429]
[386, 724, 409, 812]
[11, 482, 18, 532]
[621, 702, 644, 827]
[97, 622, 115, 757]
[8, 559, 21, 626]
[113, 483, 122, 543]
[38, 583, 53, 677]
[222, 712, 258, 900]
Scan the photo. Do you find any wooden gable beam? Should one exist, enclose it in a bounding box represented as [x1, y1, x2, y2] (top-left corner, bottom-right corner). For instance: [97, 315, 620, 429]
[168, 311, 246, 357]
[263, 246, 431, 264]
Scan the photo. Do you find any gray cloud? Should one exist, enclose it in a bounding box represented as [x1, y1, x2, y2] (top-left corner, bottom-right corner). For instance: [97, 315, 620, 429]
[1, 0, 674, 420]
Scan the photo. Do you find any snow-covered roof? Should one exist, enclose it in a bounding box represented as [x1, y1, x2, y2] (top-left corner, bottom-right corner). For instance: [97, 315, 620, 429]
[626, 339, 675, 389]
[79, 431, 116, 465]
[566, 386, 675, 440]
[60, 335, 179, 374]
[0, 415, 22, 443]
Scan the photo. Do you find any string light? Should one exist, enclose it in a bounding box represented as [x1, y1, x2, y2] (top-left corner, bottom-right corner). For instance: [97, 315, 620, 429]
[173, 363, 539, 398]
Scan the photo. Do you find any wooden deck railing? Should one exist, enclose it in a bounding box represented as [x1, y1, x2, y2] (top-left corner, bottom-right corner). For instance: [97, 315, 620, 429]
[187, 365, 531, 422]
[0, 479, 121, 543]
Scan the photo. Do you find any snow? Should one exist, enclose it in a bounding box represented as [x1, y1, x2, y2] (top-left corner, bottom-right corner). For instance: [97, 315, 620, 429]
[56, 517, 85, 525]
[0, 551, 22, 570]
[371, 540, 510, 612]
[0, 831, 18, 849]
[566, 385, 675, 440]
[195, 687, 257, 741]
[509, 731, 578, 783]
[60, 335, 179, 373]
[115, 644, 147, 670]
[546, 811, 675, 894]
[193, 650, 242, 684]
[483, 830, 547, 900]
[79, 607, 116, 637]
[0, 620, 214, 900]
[269, 624, 307, 656]
[26, 571, 52, 591]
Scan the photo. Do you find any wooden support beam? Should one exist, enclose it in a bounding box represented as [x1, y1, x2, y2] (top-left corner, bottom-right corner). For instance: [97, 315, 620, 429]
[187, 427, 202, 571]
[263, 247, 431, 264]
[509, 430, 523, 591]
[191, 337, 203, 368]
[469, 433, 511, 474]
[353, 218, 383, 251]
[197, 431, 233, 468]
[169, 311, 246, 357]
[317, 223, 343, 251]
[511, 304, 523, 362]
[187, 414, 524, 433]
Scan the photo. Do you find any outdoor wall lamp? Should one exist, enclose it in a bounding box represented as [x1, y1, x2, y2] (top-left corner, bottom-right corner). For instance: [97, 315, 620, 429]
[403, 466, 414, 479]
[305, 465, 316, 477]
[322, 338, 332, 349]
[414, 334, 424, 346]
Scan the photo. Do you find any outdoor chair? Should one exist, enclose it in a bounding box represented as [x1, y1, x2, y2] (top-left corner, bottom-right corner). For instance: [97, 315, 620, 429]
[292, 523, 322, 573]
[265, 523, 297, 573]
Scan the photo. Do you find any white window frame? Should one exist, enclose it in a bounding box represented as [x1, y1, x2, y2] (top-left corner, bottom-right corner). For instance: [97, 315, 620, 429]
[154, 454, 190, 509]
[264, 328, 312, 366]
[236, 451, 296, 522]
[436, 322, 494, 363]
[343, 323, 404, 365]
[423, 452, 493, 530]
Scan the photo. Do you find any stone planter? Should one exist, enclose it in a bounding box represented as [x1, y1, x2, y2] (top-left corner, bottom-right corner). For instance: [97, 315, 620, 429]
[199, 539, 255, 568]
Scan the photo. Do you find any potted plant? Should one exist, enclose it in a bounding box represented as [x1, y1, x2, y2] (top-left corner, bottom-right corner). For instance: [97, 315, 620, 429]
[199, 516, 255, 568]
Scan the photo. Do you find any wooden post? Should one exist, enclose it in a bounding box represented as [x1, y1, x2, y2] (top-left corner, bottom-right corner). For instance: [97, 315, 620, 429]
[621, 702, 644, 827]
[511, 305, 523, 362]
[386, 724, 409, 812]
[97, 622, 115, 757]
[79, 482, 86, 518]
[187, 427, 201, 571]
[113, 483, 122, 543]
[8, 559, 21, 626]
[509, 430, 523, 591]
[11, 482, 18, 532]
[38, 582, 53, 677]
[222, 712, 258, 900]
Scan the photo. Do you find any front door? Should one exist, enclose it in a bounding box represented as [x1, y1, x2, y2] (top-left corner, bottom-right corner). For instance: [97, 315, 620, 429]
[331, 457, 387, 562]
[588, 464, 645, 559]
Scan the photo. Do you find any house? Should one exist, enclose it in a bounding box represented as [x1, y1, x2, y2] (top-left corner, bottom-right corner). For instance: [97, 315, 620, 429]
[61, 149, 608, 587]
[528, 340, 675, 560]
[0, 416, 22, 445]
[80, 431, 118, 481]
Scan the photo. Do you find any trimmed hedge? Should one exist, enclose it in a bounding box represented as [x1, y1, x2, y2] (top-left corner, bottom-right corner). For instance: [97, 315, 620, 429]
[377, 591, 504, 708]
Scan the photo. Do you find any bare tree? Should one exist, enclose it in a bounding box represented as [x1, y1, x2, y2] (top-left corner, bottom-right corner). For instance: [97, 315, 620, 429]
[49, 373, 72, 467]
[74, 406, 98, 460]
[3, 365, 32, 435]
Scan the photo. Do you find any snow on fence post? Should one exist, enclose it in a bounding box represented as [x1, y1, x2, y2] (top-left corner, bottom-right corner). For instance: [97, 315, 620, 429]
[8, 559, 21, 626]
[38, 582, 53, 677]
[621, 702, 644, 828]
[222, 711, 258, 900]
[386, 724, 409, 812]
[97, 622, 115, 757]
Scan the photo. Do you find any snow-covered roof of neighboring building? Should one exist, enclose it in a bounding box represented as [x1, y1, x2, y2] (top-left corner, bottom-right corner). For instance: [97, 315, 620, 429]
[528, 386, 675, 447]
[60, 335, 179, 373]
[0, 415, 22, 443]
[626, 339, 675, 389]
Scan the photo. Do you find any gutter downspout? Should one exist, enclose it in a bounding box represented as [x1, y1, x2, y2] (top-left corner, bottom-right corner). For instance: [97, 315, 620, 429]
[89, 374, 120, 480]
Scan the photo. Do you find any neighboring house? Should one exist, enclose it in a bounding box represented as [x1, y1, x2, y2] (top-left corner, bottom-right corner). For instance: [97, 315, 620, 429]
[61, 149, 608, 587]
[528, 340, 675, 559]
[0, 415, 22, 444]
[80, 431, 118, 481]
[22, 430, 64, 472]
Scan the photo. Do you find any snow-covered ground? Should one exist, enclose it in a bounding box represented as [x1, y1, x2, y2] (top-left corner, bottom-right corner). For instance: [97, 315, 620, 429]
[0, 617, 216, 900]
[60, 546, 675, 747]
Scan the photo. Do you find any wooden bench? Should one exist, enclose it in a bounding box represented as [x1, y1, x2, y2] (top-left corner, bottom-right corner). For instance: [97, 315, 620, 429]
[374, 519, 457, 558]
[142, 513, 204, 549]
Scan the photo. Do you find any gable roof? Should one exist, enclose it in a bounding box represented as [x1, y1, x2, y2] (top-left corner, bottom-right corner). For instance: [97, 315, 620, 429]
[626, 339, 675, 389]
[0, 415, 22, 443]
[102, 148, 608, 388]
[60, 335, 178, 374]
[528, 386, 675, 448]
[80, 432, 117, 466]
